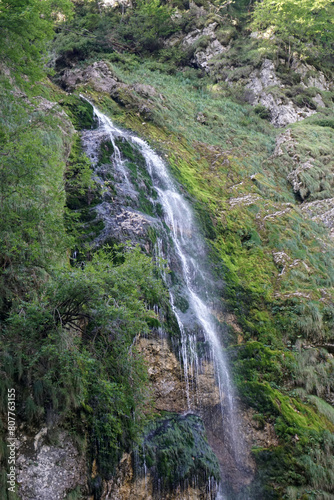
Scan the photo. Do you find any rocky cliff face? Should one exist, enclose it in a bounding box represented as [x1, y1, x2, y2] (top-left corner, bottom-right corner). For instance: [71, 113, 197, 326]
[166, 15, 332, 128]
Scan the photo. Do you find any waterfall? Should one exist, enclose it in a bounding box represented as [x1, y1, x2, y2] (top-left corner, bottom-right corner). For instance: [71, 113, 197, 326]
[81, 98, 246, 497]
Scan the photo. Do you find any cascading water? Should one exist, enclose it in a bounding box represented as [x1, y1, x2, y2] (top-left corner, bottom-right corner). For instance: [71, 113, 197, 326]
[81, 98, 248, 497]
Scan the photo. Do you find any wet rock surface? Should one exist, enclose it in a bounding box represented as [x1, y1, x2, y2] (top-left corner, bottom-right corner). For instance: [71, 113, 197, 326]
[102, 452, 217, 500]
[167, 16, 332, 128]
[273, 128, 334, 233]
[60, 54, 332, 131]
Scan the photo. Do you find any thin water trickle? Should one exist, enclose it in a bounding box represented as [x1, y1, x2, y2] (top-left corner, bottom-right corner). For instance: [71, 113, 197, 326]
[82, 98, 245, 494]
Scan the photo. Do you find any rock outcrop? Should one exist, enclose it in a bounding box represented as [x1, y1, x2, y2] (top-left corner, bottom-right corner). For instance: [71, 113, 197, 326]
[245, 59, 316, 127]
[102, 452, 217, 500]
[16, 430, 86, 499]
[60, 61, 156, 119]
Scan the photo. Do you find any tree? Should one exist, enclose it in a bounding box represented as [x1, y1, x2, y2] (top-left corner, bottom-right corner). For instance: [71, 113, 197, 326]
[0, 0, 73, 79]
[251, 0, 334, 62]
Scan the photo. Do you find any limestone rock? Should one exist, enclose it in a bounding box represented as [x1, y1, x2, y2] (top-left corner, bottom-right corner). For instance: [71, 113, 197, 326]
[61, 61, 119, 93]
[137, 336, 188, 413]
[273, 128, 296, 157]
[137, 336, 222, 412]
[103, 452, 217, 500]
[301, 198, 334, 239]
[246, 59, 281, 93]
[246, 59, 316, 127]
[16, 430, 86, 499]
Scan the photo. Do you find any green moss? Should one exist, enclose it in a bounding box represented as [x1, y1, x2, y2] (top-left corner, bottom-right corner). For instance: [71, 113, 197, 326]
[59, 95, 97, 130]
[173, 293, 189, 313]
[136, 413, 220, 492]
[98, 139, 114, 164]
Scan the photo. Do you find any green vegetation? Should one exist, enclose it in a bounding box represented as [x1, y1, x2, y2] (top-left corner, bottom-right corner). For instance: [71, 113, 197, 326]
[252, 0, 334, 63]
[0, 0, 73, 81]
[137, 413, 221, 492]
[0, 84, 73, 317]
[53, 0, 179, 70]
[82, 53, 334, 496]
[0, 245, 166, 488]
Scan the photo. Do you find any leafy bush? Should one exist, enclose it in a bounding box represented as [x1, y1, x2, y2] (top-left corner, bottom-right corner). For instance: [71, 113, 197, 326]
[0, 247, 166, 476]
[254, 104, 271, 120]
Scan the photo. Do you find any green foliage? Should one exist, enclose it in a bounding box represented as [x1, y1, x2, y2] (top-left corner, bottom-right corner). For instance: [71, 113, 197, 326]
[136, 413, 220, 492]
[0, 0, 73, 80]
[54, 0, 177, 68]
[0, 87, 73, 315]
[232, 341, 287, 386]
[251, 0, 334, 61]
[1, 247, 166, 475]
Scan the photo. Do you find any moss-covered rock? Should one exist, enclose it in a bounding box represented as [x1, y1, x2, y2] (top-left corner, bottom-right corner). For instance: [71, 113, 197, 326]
[60, 95, 97, 130]
[136, 413, 220, 494]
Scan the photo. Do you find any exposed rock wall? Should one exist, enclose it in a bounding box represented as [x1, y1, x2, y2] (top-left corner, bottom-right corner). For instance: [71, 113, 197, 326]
[102, 453, 216, 500]
[16, 430, 87, 499]
[245, 59, 316, 127]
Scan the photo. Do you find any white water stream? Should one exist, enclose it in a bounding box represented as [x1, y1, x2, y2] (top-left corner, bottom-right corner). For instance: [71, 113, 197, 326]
[82, 99, 245, 496]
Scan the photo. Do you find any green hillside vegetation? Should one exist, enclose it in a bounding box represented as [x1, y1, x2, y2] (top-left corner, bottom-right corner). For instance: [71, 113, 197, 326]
[1, 0, 334, 498]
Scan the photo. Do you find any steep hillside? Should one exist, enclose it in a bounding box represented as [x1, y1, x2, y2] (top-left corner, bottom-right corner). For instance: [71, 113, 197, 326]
[1, 0, 334, 499]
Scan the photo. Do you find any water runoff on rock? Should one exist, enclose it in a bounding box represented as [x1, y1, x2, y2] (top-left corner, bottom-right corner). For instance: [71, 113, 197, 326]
[81, 98, 246, 497]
